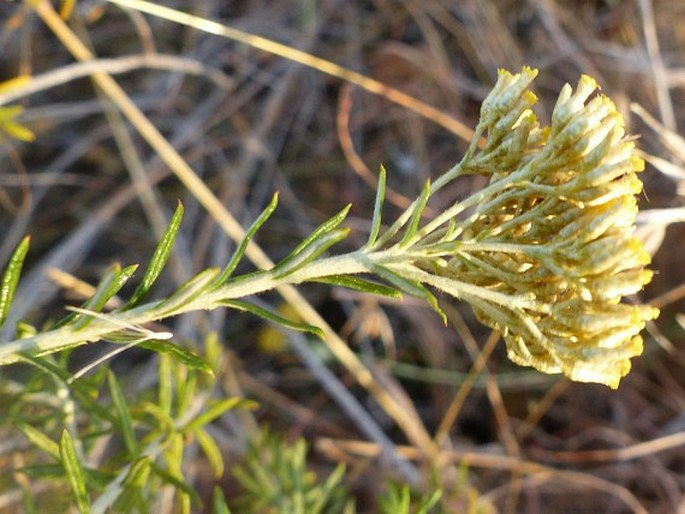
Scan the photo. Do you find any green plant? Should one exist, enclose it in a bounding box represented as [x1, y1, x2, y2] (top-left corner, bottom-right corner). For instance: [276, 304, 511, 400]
[2, 333, 254, 514]
[0, 67, 657, 511]
[376, 483, 442, 514]
[230, 430, 486, 514]
[231, 429, 354, 514]
[0, 67, 657, 387]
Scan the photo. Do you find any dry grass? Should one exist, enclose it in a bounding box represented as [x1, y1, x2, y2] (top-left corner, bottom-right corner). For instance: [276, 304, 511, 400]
[1, 0, 685, 512]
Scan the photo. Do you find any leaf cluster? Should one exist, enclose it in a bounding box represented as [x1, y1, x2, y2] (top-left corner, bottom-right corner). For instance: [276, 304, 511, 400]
[3, 335, 254, 513]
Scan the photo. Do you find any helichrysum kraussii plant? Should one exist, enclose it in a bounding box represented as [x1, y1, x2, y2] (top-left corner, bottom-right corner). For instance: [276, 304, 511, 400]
[0, 67, 657, 388]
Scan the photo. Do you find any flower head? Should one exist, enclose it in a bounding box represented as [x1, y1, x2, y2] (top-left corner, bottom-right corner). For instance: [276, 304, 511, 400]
[440, 69, 657, 388]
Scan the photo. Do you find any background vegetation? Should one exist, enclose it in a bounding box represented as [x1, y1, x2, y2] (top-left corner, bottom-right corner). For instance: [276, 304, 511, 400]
[1, 0, 684, 512]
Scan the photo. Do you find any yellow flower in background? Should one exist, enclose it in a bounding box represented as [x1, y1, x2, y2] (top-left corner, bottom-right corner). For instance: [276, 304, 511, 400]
[0, 105, 35, 142]
[442, 68, 658, 388]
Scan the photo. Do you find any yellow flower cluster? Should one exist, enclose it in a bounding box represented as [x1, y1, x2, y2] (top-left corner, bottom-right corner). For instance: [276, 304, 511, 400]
[446, 68, 658, 388]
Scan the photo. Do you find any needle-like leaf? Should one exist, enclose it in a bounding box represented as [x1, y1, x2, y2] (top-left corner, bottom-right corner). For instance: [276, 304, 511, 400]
[126, 202, 184, 308]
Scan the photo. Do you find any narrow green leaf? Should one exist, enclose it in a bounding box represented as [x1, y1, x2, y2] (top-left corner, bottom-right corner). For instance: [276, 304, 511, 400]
[181, 397, 257, 433]
[445, 216, 459, 240]
[118, 457, 152, 514]
[113, 486, 148, 514]
[19, 355, 112, 421]
[138, 339, 213, 375]
[155, 267, 220, 317]
[369, 263, 446, 323]
[71, 387, 118, 425]
[220, 299, 325, 339]
[310, 463, 346, 514]
[126, 201, 184, 308]
[416, 488, 442, 514]
[14, 463, 70, 479]
[16, 423, 60, 460]
[123, 456, 151, 489]
[138, 401, 174, 434]
[149, 461, 201, 506]
[162, 432, 184, 477]
[59, 430, 90, 514]
[211, 486, 231, 514]
[369, 263, 428, 299]
[15, 321, 36, 338]
[271, 204, 351, 274]
[399, 179, 431, 247]
[107, 370, 138, 454]
[271, 228, 349, 279]
[72, 264, 138, 329]
[20, 482, 37, 514]
[0, 235, 29, 329]
[18, 353, 71, 382]
[366, 165, 387, 248]
[214, 193, 279, 287]
[158, 353, 173, 415]
[194, 426, 224, 478]
[176, 371, 197, 420]
[313, 275, 402, 299]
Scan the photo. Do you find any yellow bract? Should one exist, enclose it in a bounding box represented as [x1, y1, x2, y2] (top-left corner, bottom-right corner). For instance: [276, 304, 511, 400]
[447, 68, 658, 388]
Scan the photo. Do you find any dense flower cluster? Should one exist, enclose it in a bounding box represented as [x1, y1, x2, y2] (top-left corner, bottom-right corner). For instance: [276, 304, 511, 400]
[442, 68, 658, 388]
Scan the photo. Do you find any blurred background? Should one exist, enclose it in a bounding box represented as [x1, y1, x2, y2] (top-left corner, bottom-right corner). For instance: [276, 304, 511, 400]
[2, 1, 685, 512]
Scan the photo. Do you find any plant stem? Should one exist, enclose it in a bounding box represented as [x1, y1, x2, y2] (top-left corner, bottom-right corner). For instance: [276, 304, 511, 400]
[0, 253, 364, 364]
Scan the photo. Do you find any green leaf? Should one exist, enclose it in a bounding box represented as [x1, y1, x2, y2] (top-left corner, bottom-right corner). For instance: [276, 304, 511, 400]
[271, 228, 349, 279]
[212, 486, 232, 514]
[149, 461, 201, 506]
[19, 474, 38, 514]
[158, 353, 173, 415]
[15, 321, 36, 338]
[0, 235, 29, 329]
[368, 263, 446, 323]
[176, 370, 198, 420]
[59, 430, 90, 514]
[310, 463, 347, 514]
[18, 355, 112, 421]
[220, 299, 324, 339]
[14, 463, 71, 479]
[194, 426, 224, 478]
[16, 423, 60, 460]
[444, 216, 459, 240]
[20, 481, 37, 514]
[181, 397, 257, 433]
[367, 165, 387, 248]
[399, 179, 431, 247]
[17, 353, 71, 383]
[123, 456, 151, 489]
[126, 201, 184, 308]
[313, 275, 402, 299]
[73, 264, 138, 329]
[368, 263, 427, 298]
[214, 193, 279, 287]
[118, 457, 152, 514]
[271, 204, 351, 275]
[71, 386, 119, 425]
[138, 339, 213, 375]
[107, 370, 138, 454]
[162, 432, 184, 478]
[138, 401, 174, 434]
[155, 267, 220, 317]
[416, 488, 442, 514]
